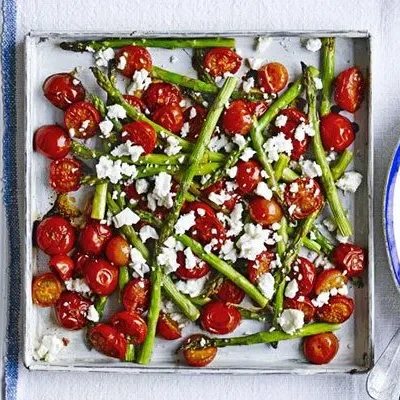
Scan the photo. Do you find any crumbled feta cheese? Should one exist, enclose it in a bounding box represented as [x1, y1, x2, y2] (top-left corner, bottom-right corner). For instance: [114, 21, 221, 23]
[247, 57, 264, 70]
[275, 114, 288, 128]
[322, 218, 337, 232]
[289, 182, 299, 193]
[208, 134, 230, 152]
[233, 134, 247, 149]
[208, 190, 232, 206]
[336, 171, 363, 193]
[236, 223, 273, 260]
[157, 237, 183, 274]
[300, 159, 322, 178]
[311, 291, 331, 307]
[64, 278, 91, 296]
[189, 107, 197, 119]
[107, 104, 127, 120]
[326, 151, 337, 163]
[219, 239, 238, 263]
[338, 284, 349, 296]
[226, 203, 244, 237]
[130, 247, 150, 277]
[257, 272, 275, 299]
[305, 38, 322, 52]
[174, 211, 196, 234]
[285, 279, 299, 299]
[288, 204, 297, 216]
[165, 136, 182, 156]
[128, 68, 152, 92]
[72, 78, 80, 86]
[117, 55, 127, 70]
[227, 166, 238, 178]
[336, 234, 350, 244]
[256, 36, 272, 53]
[111, 140, 144, 162]
[277, 309, 305, 334]
[99, 120, 114, 138]
[240, 147, 256, 162]
[180, 122, 190, 138]
[34, 335, 66, 362]
[314, 77, 323, 90]
[271, 222, 281, 231]
[86, 305, 100, 322]
[136, 178, 149, 194]
[161, 300, 188, 329]
[139, 225, 159, 242]
[147, 172, 174, 210]
[112, 207, 140, 228]
[263, 133, 293, 162]
[175, 275, 209, 298]
[95, 48, 115, 67]
[314, 254, 335, 270]
[294, 122, 315, 141]
[183, 247, 198, 269]
[242, 77, 255, 93]
[255, 181, 273, 200]
[204, 238, 219, 253]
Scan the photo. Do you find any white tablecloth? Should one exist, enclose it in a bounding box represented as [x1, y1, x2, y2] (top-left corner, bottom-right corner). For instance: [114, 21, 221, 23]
[3, 0, 400, 399]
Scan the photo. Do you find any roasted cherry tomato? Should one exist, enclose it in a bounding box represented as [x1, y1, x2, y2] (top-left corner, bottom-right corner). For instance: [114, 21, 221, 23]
[122, 278, 150, 314]
[49, 254, 75, 281]
[320, 113, 355, 152]
[247, 250, 276, 283]
[88, 323, 127, 359]
[64, 101, 101, 139]
[116, 45, 152, 78]
[175, 251, 210, 280]
[257, 62, 288, 94]
[122, 94, 146, 113]
[314, 269, 348, 295]
[202, 179, 241, 212]
[248, 101, 268, 118]
[203, 48, 242, 78]
[182, 334, 218, 367]
[156, 312, 182, 340]
[303, 333, 339, 365]
[105, 236, 130, 267]
[43, 73, 85, 110]
[289, 257, 316, 296]
[183, 105, 207, 142]
[79, 220, 113, 256]
[36, 216, 76, 255]
[216, 280, 245, 304]
[142, 82, 182, 112]
[55, 291, 92, 330]
[110, 310, 148, 345]
[221, 100, 252, 136]
[73, 252, 95, 277]
[34, 125, 71, 160]
[32, 272, 63, 307]
[121, 121, 157, 154]
[152, 104, 184, 134]
[235, 160, 262, 194]
[249, 196, 283, 226]
[334, 67, 365, 113]
[316, 295, 354, 324]
[200, 301, 241, 335]
[284, 177, 323, 220]
[283, 297, 316, 323]
[50, 157, 82, 193]
[331, 243, 366, 278]
[84, 258, 119, 295]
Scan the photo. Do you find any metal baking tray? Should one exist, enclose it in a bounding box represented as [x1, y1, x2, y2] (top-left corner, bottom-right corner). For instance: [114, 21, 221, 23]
[23, 31, 374, 374]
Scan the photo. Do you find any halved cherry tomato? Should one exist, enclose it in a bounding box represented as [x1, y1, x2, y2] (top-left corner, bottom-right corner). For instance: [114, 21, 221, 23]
[105, 236, 130, 267]
[64, 101, 101, 139]
[34, 125, 71, 160]
[235, 160, 262, 194]
[182, 334, 217, 367]
[73, 252, 95, 277]
[88, 323, 127, 359]
[331, 243, 366, 278]
[216, 280, 245, 304]
[183, 201, 216, 217]
[183, 105, 207, 142]
[334, 67, 365, 113]
[142, 82, 182, 112]
[314, 269, 348, 295]
[248, 196, 283, 226]
[248, 101, 268, 118]
[49, 254, 75, 281]
[221, 100, 252, 136]
[122, 95, 146, 113]
[283, 297, 316, 323]
[320, 113, 355, 152]
[316, 295, 354, 324]
[43, 73, 85, 110]
[257, 62, 288, 94]
[200, 301, 241, 334]
[175, 251, 210, 280]
[202, 179, 241, 212]
[203, 48, 242, 78]
[84, 258, 119, 295]
[50, 157, 82, 193]
[36, 216, 76, 255]
[289, 257, 316, 296]
[303, 333, 339, 365]
[110, 310, 148, 345]
[247, 250, 275, 283]
[121, 121, 157, 154]
[152, 104, 184, 134]
[116, 45, 152, 78]
[55, 291, 92, 330]
[122, 278, 150, 314]
[284, 177, 323, 220]
[32, 272, 63, 307]
[156, 312, 182, 340]
[79, 220, 113, 255]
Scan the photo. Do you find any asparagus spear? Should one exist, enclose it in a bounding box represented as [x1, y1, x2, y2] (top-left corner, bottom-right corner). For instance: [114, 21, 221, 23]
[320, 38, 336, 117]
[91, 183, 108, 220]
[274, 154, 290, 182]
[93, 295, 107, 319]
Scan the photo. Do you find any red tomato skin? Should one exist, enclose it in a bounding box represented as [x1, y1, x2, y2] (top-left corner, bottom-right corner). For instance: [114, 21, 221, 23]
[152, 104, 184, 134]
[43, 73, 85, 110]
[175, 251, 210, 280]
[235, 160, 262, 194]
[64, 101, 101, 139]
[122, 183, 141, 202]
[73, 252, 95, 277]
[200, 301, 241, 335]
[189, 213, 226, 251]
[216, 280, 245, 304]
[316, 295, 354, 324]
[183, 334, 218, 367]
[84, 258, 119, 295]
[156, 312, 182, 340]
[247, 250, 275, 283]
[121, 121, 157, 154]
[303, 333, 339, 365]
[289, 257, 316, 296]
[203, 48, 242, 78]
[34, 125, 71, 160]
[49, 254, 75, 281]
[36, 216, 76, 255]
[88, 323, 127, 359]
[331, 243, 366, 278]
[202, 179, 241, 212]
[49, 157, 83, 193]
[116, 45, 152, 78]
[122, 95, 146, 113]
[257, 62, 288, 94]
[320, 113, 355, 152]
[105, 236, 130, 267]
[79, 220, 113, 256]
[283, 297, 316, 323]
[122, 278, 151, 314]
[221, 100, 253, 136]
[248, 196, 283, 226]
[183, 105, 207, 142]
[55, 291, 92, 330]
[334, 67, 365, 113]
[142, 82, 182, 112]
[248, 101, 268, 118]
[32, 272, 63, 307]
[110, 310, 148, 345]
[314, 269, 348, 295]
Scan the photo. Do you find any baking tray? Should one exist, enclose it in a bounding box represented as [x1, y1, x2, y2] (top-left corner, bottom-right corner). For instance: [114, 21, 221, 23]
[23, 31, 374, 374]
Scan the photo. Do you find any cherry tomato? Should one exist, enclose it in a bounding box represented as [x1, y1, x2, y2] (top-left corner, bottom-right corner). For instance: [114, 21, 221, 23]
[122, 278, 150, 314]
[284, 177, 323, 220]
[105, 236, 130, 267]
[55, 291, 92, 330]
[32, 272, 63, 307]
[122, 95, 146, 113]
[110, 310, 148, 345]
[175, 251, 210, 280]
[200, 301, 241, 335]
[64, 101, 101, 139]
[156, 312, 182, 340]
[79, 220, 113, 256]
[116, 45, 152, 78]
[36, 216, 76, 255]
[182, 334, 217, 367]
[303, 333, 339, 365]
[183, 105, 207, 142]
[257, 62, 288, 94]
[235, 160, 262, 194]
[283, 297, 316, 323]
[202, 179, 241, 212]
[49, 254, 75, 281]
[142, 82, 182, 112]
[88, 323, 127, 359]
[289, 257, 316, 296]
[221, 100, 253, 136]
[84, 258, 119, 295]
[122, 183, 141, 202]
[331, 243, 366, 278]
[73, 252, 95, 277]
[50, 157, 82, 193]
[248, 196, 283, 226]
[34, 125, 71, 160]
[152, 104, 184, 134]
[316, 295, 354, 324]
[248, 101, 268, 118]
[334, 67, 365, 113]
[320, 113, 355, 152]
[314, 269, 348, 295]
[121, 121, 157, 154]
[247, 250, 276, 283]
[203, 48, 242, 78]
[43, 73, 85, 110]
[216, 280, 245, 304]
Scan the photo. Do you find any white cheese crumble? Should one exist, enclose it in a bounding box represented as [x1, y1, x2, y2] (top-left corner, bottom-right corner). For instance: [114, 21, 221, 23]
[117, 55, 127, 70]
[219, 239, 238, 263]
[183, 247, 198, 269]
[257, 272, 275, 299]
[336, 234, 350, 244]
[147, 172, 174, 210]
[96, 157, 138, 183]
[247, 57, 264, 70]
[112, 207, 140, 228]
[336, 171, 363, 193]
[174, 211, 196, 234]
[34, 335, 66, 362]
[189, 107, 197, 119]
[240, 147, 256, 162]
[289, 182, 299, 193]
[180, 122, 190, 138]
[225, 202, 244, 237]
[233, 134, 247, 149]
[277, 309, 305, 334]
[236, 223, 273, 260]
[99, 120, 114, 138]
[275, 114, 288, 128]
[311, 291, 331, 307]
[139, 225, 159, 242]
[255, 181, 273, 200]
[305, 38, 322, 52]
[64, 278, 91, 296]
[128, 68, 152, 92]
[284, 279, 299, 299]
[227, 166, 238, 178]
[256, 36, 272, 53]
[175, 275, 209, 298]
[300, 159, 322, 178]
[161, 300, 188, 329]
[294, 122, 315, 141]
[326, 151, 337, 163]
[157, 237, 183, 274]
[314, 77, 323, 90]
[107, 104, 127, 120]
[94, 48, 115, 67]
[164, 136, 182, 156]
[86, 305, 100, 322]
[136, 178, 149, 194]
[242, 77, 255, 93]
[263, 133, 293, 161]
[111, 140, 144, 162]
[208, 134, 230, 152]
[314, 254, 335, 270]
[130, 247, 150, 277]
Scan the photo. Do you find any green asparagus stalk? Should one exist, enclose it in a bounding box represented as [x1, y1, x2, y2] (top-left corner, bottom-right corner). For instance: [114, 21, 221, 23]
[276, 217, 288, 259]
[91, 183, 108, 220]
[236, 306, 271, 323]
[330, 149, 353, 181]
[274, 154, 290, 182]
[310, 227, 335, 254]
[89, 94, 107, 118]
[136, 162, 221, 179]
[124, 344, 135, 362]
[320, 38, 336, 117]
[94, 295, 107, 319]
[119, 266, 130, 294]
[281, 167, 299, 183]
